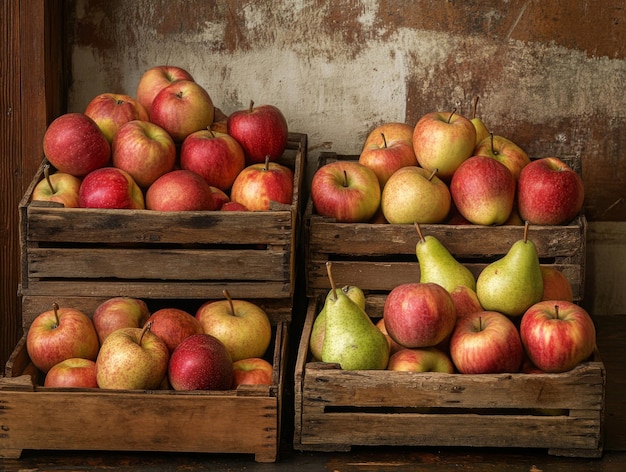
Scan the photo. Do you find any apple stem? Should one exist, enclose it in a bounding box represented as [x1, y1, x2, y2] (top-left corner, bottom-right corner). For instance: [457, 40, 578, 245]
[472, 96, 480, 119]
[264, 155, 270, 171]
[43, 164, 56, 194]
[554, 304, 560, 319]
[223, 289, 236, 316]
[342, 169, 349, 188]
[138, 321, 152, 346]
[326, 261, 337, 301]
[478, 316, 483, 331]
[248, 100, 254, 113]
[381, 133, 388, 149]
[523, 221, 530, 243]
[489, 132, 498, 155]
[447, 108, 457, 124]
[414, 222, 425, 243]
[427, 168, 438, 182]
[52, 302, 60, 329]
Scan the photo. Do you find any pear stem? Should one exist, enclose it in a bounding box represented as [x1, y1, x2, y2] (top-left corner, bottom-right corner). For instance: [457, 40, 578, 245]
[223, 289, 236, 316]
[248, 100, 254, 113]
[43, 164, 56, 194]
[414, 222, 425, 243]
[523, 221, 530, 243]
[427, 168, 438, 182]
[138, 321, 152, 346]
[472, 96, 480, 119]
[381, 133, 388, 149]
[447, 108, 457, 124]
[326, 261, 338, 301]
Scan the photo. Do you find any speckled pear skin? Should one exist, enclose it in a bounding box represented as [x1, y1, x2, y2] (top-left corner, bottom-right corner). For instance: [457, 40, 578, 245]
[476, 237, 543, 317]
[417, 234, 476, 292]
[310, 286, 366, 360]
[321, 290, 389, 370]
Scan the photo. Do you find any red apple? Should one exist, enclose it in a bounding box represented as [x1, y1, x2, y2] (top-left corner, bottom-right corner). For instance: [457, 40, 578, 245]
[232, 357, 273, 388]
[92, 296, 151, 345]
[44, 358, 98, 388]
[136, 65, 194, 116]
[310, 160, 381, 223]
[84, 92, 149, 143]
[449, 285, 483, 318]
[450, 155, 516, 225]
[517, 157, 584, 225]
[220, 201, 249, 211]
[195, 291, 272, 362]
[111, 120, 177, 188]
[26, 303, 100, 374]
[150, 79, 215, 143]
[229, 157, 294, 211]
[387, 347, 455, 373]
[226, 100, 288, 165]
[520, 300, 596, 373]
[96, 322, 170, 390]
[383, 282, 457, 349]
[146, 169, 216, 211]
[209, 186, 230, 209]
[168, 333, 233, 391]
[473, 134, 531, 180]
[146, 307, 204, 354]
[358, 122, 417, 188]
[180, 129, 246, 191]
[449, 310, 524, 374]
[375, 318, 404, 355]
[31, 164, 82, 208]
[540, 266, 574, 302]
[78, 167, 145, 209]
[43, 113, 111, 177]
[412, 110, 476, 180]
[380, 166, 451, 224]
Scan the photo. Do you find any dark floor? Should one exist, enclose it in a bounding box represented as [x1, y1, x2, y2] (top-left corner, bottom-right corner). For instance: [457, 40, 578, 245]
[1, 314, 624, 472]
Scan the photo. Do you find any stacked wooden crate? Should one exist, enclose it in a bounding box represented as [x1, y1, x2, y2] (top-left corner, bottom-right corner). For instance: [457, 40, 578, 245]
[0, 133, 307, 463]
[293, 152, 605, 458]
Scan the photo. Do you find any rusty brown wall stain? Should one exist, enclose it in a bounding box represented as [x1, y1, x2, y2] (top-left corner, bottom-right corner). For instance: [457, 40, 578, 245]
[65, 0, 625, 221]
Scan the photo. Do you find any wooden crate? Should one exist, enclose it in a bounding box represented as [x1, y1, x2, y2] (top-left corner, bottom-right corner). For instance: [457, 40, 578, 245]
[305, 153, 587, 301]
[0, 295, 292, 462]
[293, 295, 606, 458]
[18, 133, 307, 301]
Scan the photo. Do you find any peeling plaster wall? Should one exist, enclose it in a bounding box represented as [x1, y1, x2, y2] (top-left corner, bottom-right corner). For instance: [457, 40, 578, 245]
[66, 0, 625, 223]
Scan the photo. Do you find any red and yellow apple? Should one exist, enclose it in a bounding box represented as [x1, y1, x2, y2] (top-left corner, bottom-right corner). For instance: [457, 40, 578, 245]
[232, 357, 273, 388]
[358, 122, 417, 188]
[146, 169, 216, 211]
[311, 160, 381, 223]
[92, 296, 151, 345]
[230, 158, 294, 211]
[449, 310, 524, 374]
[412, 110, 476, 180]
[78, 167, 145, 209]
[31, 165, 82, 208]
[44, 358, 98, 388]
[473, 134, 530, 180]
[540, 266, 574, 302]
[519, 300, 596, 373]
[146, 307, 204, 354]
[84, 92, 149, 143]
[136, 65, 194, 116]
[387, 347, 455, 373]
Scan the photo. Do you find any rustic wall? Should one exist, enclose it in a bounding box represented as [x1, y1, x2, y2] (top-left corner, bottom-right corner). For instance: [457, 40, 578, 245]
[66, 0, 625, 222]
[62, 0, 626, 314]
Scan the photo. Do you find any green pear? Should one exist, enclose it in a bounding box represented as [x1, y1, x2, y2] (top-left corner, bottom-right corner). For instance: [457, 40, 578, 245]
[471, 96, 490, 145]
[309, 285, 366, 360]
[415, 223, 476, 292]
[476, 222, 543, 317]
[321, 262, 389, 370]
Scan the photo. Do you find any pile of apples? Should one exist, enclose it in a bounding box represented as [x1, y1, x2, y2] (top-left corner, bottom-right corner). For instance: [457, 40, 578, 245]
[310, 224, 596, 376]
[33, 65, 294, 212]
[311, 98, 585, 226]
[26, 292, 275, 391]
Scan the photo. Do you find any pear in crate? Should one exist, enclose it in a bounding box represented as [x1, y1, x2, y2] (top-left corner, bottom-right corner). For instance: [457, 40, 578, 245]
[309, 284, 366, 360]
[321, 262, 389, 370]
[415, 222, 476, 293]
[476, 222, 543, 317]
